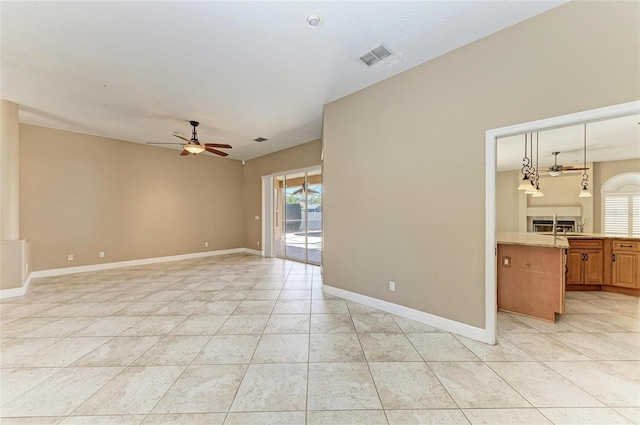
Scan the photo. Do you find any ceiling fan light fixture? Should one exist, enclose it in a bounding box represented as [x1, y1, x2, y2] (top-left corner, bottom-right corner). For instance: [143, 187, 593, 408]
[549, 170, 563, 177]
[184, 144, 205, 154]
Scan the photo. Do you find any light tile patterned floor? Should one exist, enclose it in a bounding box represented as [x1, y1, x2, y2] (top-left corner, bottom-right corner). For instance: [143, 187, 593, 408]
[1, 253, 639, 424]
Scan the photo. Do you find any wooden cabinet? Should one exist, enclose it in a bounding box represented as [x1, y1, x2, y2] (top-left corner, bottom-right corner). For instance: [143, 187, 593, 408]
[567, 239, 604, 285]
[612, 240, 640, 288]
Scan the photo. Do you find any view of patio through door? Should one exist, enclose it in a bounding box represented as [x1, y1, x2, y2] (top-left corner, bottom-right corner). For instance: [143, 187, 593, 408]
[273, 169, 322, 265]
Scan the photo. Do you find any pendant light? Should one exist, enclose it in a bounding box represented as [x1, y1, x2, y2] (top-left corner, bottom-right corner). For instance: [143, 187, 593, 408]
[517, 134, 532, 191]
[578, 123, 592, 198]
[524, 133, 538, 194]
[532, 132, 545, 197]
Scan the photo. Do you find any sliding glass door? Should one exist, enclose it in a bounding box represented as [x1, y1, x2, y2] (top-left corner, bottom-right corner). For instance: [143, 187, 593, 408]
[273, 168, 322, 265]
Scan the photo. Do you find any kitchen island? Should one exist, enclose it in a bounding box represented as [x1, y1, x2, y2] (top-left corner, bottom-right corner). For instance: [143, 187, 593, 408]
[497, 232, 640, 322]
[497, 232, 569, 322]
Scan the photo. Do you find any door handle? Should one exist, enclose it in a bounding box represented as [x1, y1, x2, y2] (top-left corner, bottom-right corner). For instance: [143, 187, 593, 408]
[584, 252, 589, 261]
[612, 253, 616, 262]
[619, 244, 634, 248]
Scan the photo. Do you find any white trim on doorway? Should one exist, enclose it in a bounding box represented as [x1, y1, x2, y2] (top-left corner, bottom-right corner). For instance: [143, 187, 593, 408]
[485, 100, 640, 345]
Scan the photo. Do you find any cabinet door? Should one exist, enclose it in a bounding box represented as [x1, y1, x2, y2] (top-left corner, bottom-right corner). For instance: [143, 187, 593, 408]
[566, 250, 584, 284]
[584, 249, 604, 284]
[613, 252, 639, 288]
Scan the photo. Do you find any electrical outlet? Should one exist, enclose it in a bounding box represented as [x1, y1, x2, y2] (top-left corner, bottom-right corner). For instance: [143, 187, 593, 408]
[25, 263, 29, 272]
[257, 241, 260, 246]
[204, 242, 209, 247]
[99, 251, 105, 258]
[255, 216, 260, 221]
[389, 281, 396, 291]
[68, 254, 74, 261]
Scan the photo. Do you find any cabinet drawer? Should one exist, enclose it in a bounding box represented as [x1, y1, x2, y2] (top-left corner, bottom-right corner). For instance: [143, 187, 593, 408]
[613, 240, 640, 251]
[569, 239, 603, 249]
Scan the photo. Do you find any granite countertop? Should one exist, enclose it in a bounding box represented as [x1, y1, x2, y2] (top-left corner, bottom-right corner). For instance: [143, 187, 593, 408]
[497, 232, 569, 248]
[497, 232, 639, 248]
[559, 233, 639, 240]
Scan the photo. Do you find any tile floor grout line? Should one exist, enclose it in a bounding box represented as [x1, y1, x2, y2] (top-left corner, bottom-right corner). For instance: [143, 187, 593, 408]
[349, 304, 388, 416]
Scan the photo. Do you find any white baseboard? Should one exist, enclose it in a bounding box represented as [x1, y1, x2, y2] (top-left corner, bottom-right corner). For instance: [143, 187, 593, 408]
[0, 248, 262, 299]
[323, 284, 493, 345]
[0, 284, 29, 298]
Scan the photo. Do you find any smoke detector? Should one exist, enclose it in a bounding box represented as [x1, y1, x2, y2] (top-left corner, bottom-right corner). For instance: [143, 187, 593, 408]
[307, 15, 321, 27]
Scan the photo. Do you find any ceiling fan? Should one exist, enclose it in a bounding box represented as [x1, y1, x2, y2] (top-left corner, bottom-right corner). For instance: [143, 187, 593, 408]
[292, 183, 320, 195]
[146, 121, 232, 157]
[547, 151, 589, 177]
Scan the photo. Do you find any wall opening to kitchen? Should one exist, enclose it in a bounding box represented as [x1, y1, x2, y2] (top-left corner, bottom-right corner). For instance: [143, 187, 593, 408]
[484, 101, 640, 344]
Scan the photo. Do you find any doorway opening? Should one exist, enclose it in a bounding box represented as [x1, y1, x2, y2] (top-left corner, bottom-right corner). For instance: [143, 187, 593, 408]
[270, 167, 322, 265]
[485, 101, 640, 345]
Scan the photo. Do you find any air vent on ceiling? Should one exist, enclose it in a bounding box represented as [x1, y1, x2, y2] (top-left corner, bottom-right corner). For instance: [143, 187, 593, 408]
[254, 137, 267, 143]
[359, 44, 392, 67]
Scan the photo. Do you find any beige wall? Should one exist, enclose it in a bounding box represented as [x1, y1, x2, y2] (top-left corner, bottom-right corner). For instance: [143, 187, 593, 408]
[496, 171, 519, 232]
[323, 2, 639, 328]
[20, 124, 245, 271]
[528, 173, 585, 208]
[593, 158, 640, 233]
[242, 139, 322, 249]
[1, 100, 20, 240]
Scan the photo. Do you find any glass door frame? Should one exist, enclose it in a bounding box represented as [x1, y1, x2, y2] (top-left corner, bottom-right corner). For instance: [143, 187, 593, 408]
[261, 165, 322, 265]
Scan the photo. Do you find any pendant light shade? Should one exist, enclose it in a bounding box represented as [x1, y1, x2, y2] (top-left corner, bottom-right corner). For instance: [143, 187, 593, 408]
[518, 176, 531, 191]
[525, 182, 538, 195]
[532, 188, 545, 197]
[579, 187, 592, 198]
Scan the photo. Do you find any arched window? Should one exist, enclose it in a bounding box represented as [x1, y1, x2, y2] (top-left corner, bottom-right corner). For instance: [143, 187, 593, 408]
[601, 172, 640, 237]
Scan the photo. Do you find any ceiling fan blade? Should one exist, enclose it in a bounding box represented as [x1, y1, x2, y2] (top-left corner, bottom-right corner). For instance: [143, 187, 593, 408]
[205, 147, 229, 157]
[179, 150, 191, 156]
[204, 143, 232, 149]
[562, 166, 590, 171]
[172, 133, 192, 142]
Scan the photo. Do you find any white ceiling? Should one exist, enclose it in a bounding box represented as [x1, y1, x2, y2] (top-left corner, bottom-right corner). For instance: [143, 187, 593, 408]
[497, 114, 640, 173]
[1, 1, 565, 160]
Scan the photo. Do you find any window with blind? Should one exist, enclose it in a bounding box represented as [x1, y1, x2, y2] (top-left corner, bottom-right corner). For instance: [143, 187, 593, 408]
[602, 172, 640, 237]
[604, 194, 640, 237]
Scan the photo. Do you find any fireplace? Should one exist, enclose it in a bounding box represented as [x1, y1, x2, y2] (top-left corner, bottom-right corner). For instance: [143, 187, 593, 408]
[532, 219, 576, 233]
